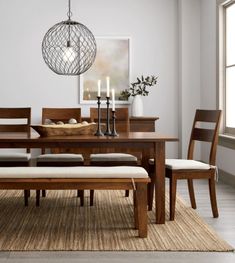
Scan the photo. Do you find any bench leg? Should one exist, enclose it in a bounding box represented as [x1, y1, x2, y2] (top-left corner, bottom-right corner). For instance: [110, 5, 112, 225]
[36, 190, 40, 207]
[136, 183, 147, 238]
[125, 190, 129, 197]
[133, 190, 138, 229]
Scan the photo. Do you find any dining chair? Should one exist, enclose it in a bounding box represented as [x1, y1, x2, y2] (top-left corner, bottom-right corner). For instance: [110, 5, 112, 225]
[149, 109, 222, 220]
[36, 107, 85, 205]
[89, 107, 139, 205]
[0, 107, 31, 206]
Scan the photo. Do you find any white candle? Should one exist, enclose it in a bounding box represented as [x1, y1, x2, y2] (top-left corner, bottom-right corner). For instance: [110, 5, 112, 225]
[106, 76, 110, 97]
[112, 88, 115, 111]
[97, 80, 101, 97]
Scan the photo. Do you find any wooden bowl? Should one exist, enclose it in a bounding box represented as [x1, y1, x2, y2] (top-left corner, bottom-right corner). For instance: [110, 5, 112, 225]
[31, 123, 99, 137]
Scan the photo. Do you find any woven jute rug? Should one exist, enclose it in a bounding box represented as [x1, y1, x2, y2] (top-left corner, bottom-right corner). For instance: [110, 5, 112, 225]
[0, 190, 233, 251]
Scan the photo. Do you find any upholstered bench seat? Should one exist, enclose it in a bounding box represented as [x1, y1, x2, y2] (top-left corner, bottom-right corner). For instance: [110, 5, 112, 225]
[36, 154, 84, 163]
[0, 166, 149, 238]
[90, 153, 137, 162]
[0, 166, 148, 179]
[0, 153, 31, 162]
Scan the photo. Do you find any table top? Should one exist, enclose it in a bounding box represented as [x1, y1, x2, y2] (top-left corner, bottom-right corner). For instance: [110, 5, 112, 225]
[0, 132, 178, 143]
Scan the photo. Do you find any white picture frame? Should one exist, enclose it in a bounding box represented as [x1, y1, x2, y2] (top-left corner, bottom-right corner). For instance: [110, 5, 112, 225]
[79, 37, 131, 104]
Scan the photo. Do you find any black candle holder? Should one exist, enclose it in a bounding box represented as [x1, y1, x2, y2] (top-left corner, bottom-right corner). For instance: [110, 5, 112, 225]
[94, 96, 104, 136]
[104, 96, 112, 135]
[111, 110, 118, 136]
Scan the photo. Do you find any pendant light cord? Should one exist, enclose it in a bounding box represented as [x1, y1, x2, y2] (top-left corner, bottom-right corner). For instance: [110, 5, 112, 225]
[67, 0, 72, 46]
[67, 0, 72, 20]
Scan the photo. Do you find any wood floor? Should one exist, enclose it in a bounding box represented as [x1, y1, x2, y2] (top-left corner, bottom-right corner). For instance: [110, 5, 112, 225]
[0, 179, 234, 263]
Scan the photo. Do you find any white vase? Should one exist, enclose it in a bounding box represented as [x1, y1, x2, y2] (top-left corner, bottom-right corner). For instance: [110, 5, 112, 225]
[131, 95, 143, 117]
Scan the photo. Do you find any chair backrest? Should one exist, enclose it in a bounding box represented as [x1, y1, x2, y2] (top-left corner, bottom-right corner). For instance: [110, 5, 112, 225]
[42, 108, 81, 124]
[90, 107, 130, 132]
[0, 108, 31, 153]
[41, 108, 81, 154]
[187, 109, 222, 165]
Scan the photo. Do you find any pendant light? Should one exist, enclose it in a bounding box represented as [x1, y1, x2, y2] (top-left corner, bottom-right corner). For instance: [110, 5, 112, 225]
[42, 0, 97, 75]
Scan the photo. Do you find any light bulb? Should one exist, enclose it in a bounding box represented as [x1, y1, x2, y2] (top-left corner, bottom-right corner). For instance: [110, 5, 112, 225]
[63, 46, 76, 62]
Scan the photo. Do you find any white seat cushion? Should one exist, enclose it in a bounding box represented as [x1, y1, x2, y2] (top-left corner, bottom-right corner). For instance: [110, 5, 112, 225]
[0, 166, 148, 179]
[36, 154, 84, 163]
[90, 153, 137, 162]
[165, 159, 211, 170]
[0, 153, 31, 162]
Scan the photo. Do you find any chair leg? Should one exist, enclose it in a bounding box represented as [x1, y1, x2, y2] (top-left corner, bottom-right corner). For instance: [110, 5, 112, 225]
[24, 190, 29, 206]
[78, 190, 84, 207]
[42, 190, 46, 197]
[36, 190, 40, 207]
[209, 178, 219, 218]
[147, 180, 154, 211]
[169, 176, 177, 221]
[90, 190, 94, 206]
[80, 194, 84, 207]
[125, 190, 129, 197]
[187, 179, 197, 209]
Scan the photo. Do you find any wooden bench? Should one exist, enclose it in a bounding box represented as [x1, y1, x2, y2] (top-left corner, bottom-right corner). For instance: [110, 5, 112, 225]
[0, 166, 150, 238]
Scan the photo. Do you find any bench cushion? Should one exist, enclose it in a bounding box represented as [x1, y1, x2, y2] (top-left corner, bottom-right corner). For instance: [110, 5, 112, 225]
[0, 166, 148, 179]
[149, 159, 211, 170]
[36, 154, 84, 163]
[0, 153, 31, 162]
[90, 153, 137, 162]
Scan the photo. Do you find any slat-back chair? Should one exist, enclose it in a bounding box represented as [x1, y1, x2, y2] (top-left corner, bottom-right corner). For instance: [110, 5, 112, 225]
[36, 108, 84, 206]
[149, 109, 221, 220]
[0, 107, 31, 206]
[89, 107, 138, 205]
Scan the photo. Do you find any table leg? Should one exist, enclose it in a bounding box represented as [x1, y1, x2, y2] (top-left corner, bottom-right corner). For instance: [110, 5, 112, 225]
[155, 141, 165, 224]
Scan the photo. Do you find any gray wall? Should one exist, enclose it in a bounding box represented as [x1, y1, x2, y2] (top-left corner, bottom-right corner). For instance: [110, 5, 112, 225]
[178, 0, 201, 159]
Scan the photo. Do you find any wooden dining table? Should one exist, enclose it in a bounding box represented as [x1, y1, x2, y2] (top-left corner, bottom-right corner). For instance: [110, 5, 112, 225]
[0, 131, 177, 224]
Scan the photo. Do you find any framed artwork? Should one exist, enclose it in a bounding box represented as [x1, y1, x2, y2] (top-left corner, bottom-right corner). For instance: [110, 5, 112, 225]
[79, 37, 130, 104]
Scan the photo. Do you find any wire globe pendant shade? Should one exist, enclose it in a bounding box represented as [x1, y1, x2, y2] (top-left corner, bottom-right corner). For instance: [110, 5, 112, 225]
[42, 0, 97, 75]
